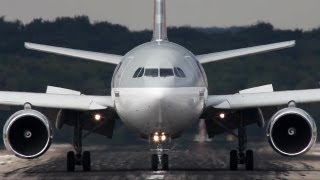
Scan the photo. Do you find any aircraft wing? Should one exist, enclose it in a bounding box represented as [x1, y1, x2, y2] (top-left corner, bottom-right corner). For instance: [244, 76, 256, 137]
[197, 40, 295, 64]
[0, 91, 113, 110]
[25, 42, 122, 65]
[207, 88, 320, 109]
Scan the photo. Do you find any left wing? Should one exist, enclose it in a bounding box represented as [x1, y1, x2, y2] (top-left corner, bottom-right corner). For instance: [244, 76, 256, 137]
[207, 88, 320, 109]
[0, 91, 113, 110]
[197, 40, 295, 64]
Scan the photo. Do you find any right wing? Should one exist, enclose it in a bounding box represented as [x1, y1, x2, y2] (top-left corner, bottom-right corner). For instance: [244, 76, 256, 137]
[25, 42, 122, 65]
[197, 40, 295, 64]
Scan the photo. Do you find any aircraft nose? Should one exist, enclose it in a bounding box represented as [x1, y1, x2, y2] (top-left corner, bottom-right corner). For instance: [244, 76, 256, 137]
[149, 88, 168, 100]
[144, 77, 178, 88]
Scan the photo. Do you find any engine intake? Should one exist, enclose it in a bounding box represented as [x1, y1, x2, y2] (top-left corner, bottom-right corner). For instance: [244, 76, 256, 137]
[267, 107, 317, 156]
[3, 109, 52, 159]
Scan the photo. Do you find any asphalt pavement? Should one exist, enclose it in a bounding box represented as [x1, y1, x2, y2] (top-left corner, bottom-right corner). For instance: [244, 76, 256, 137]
[1, 141, 320, 180]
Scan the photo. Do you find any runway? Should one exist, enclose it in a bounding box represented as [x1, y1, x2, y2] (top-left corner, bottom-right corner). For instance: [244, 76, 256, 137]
[1, 141, 320, 180]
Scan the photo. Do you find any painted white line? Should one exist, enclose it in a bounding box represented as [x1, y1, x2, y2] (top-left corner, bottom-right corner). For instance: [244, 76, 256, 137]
[0, 161, 12, 165]
[0, 155, 15, 158]
[145, 174, 165, 180]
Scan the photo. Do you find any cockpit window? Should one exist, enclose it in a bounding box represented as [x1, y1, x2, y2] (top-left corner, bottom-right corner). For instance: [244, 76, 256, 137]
[145, 68, 159, 77]
[160, 68, 174, 77]
[133, 67, 185, 78]
[174, 67, 186, 78]
[133, 67, 142, 78]
[133, 67, 145, 78]
[177, 68, 186, 77]
[137, 68, 144, 77]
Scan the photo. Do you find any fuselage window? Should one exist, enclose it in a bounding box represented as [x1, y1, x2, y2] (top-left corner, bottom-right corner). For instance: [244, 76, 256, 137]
[133, 67, 142, 78]
[145, 68, 159, 77]
[174, 67, 186, 78]
[160, 68, 174, 77]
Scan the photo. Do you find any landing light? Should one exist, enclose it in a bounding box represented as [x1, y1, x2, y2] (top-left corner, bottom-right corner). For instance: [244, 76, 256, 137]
[161, 134, 166, 141]
[153, 132, 167, 142]
[219, 113, 225, 119]
[153, 134, 160, 142]
[94, 114, 102, 121]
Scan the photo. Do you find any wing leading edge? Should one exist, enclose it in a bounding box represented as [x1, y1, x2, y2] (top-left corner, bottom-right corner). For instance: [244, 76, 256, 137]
[197, 40, 295, 64]
[207, 88, 320, 109]
[25, 42, 122, 65]
[0, 91, 113, 110]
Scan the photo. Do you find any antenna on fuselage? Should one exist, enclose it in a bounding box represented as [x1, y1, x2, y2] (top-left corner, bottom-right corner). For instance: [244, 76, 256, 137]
[152, 0, 168, 42]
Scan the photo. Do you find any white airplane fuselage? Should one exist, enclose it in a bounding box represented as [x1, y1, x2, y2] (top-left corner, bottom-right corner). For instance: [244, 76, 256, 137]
[112, 41, 208, 137]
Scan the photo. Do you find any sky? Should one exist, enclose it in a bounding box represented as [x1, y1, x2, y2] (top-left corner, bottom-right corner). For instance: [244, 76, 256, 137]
[1, 0, 320, 31]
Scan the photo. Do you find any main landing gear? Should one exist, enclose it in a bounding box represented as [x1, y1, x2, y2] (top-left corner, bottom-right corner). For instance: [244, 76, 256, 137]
[229, 113, 253, 171]
[67, 113, 91, 172]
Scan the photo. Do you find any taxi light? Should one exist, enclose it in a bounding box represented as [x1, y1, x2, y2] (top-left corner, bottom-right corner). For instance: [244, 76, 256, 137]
[94, 114, 102, 121]
[219, 113, 225, 119]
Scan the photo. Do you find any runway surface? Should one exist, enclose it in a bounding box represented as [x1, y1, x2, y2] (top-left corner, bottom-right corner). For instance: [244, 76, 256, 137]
[1, 141, 320, 180]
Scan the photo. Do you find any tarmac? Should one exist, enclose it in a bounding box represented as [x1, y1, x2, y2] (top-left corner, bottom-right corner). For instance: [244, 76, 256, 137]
[1, 141, 320, 180]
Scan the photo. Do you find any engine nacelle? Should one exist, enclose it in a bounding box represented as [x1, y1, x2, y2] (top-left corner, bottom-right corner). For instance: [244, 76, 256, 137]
[267, 107, 317, 156]
[3, 109, 52, 159]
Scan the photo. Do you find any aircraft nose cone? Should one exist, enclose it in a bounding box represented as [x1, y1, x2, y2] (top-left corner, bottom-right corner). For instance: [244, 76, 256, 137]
[144, 77, 178, 88]
[148, 88, 170, 100]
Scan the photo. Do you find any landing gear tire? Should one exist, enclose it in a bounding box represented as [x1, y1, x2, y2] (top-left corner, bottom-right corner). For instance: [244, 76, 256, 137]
[162, 154, 169, 171]
[82, 151, 91, 171]
[67, 151, 91, 172]
[151, 154, 159, 171]
[230, 150, 238, 171]
[229, 149, 254, 171]
[67, 151, 75, 172]
[245, 150, 254, 171]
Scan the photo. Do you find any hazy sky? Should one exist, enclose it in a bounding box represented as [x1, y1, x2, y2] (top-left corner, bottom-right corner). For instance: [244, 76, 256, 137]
[1, 0, 320, 30]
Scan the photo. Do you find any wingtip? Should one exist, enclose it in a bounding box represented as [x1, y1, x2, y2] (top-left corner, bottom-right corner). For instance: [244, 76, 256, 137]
[24, 42, 31, 49]
[281, 40, 295, 48]
[289, 40, 296, 46]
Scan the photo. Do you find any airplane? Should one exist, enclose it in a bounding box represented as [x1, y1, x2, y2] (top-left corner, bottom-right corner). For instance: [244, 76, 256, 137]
[1, 0, 318, 172]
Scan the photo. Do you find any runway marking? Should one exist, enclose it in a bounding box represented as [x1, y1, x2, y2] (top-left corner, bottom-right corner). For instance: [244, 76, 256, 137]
[0, 161, 12, 165]
[145, 174, 165, 180]
[0, 155, 15, 158]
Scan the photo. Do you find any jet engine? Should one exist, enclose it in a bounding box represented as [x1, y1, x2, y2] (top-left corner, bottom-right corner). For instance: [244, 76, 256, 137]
[3, 109, 52, 159]
[267, 107, 317, 156]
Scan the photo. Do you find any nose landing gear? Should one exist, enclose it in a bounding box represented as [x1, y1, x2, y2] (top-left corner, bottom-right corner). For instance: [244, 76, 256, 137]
[151, 145, 169, 171]
[150, 133, 170, 171]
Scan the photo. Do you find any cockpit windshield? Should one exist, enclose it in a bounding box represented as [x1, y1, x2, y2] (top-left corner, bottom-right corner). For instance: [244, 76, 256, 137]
[132, 67, 186, 78]
[160, 68, 174, 77]
[145, 69, 159, 77]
